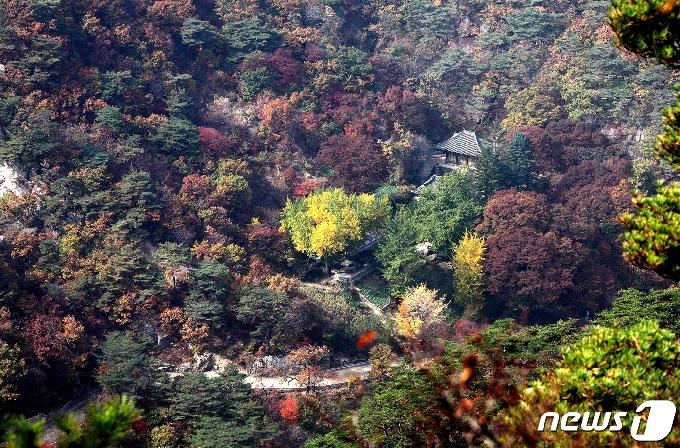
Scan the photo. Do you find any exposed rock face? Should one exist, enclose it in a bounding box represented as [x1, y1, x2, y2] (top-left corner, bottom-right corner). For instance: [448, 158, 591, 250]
[249, 355, 289, 375]
[194, 353, 215, 372]
[176, 362, 193, 373]
[157, 363, 175, 372]
[175, 353, 216, 372]
[0, 164, 21, 195]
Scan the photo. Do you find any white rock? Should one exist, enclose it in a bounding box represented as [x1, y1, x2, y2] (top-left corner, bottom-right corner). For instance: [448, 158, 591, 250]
[0, 164, 21, 196]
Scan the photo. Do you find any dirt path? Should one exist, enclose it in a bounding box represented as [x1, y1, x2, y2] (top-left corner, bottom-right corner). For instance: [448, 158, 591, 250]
[240, 363, 371, 390]
[171, 353, 372, 390]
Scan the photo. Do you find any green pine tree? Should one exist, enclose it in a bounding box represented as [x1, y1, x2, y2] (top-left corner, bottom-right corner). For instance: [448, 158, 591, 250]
[473, 143, 503, 200]
[609, 0, 680, 280]
[168, 366, 282, 448]
[97, 332, 162, 399]
[2, 396, 141, 448]
[150, 117, 199, 159]
[500, 132, 539, 191]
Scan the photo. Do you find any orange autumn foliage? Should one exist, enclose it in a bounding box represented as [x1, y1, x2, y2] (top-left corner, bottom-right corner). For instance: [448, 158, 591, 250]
[279, 395, 299, 423]
[356, 330, 377, 348]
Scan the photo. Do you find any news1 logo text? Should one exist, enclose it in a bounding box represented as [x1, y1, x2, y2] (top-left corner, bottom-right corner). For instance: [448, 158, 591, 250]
[538, 400, 677, 442]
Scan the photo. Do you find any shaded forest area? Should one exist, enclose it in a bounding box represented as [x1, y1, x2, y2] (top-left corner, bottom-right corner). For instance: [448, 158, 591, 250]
[1, 0, 680, 446]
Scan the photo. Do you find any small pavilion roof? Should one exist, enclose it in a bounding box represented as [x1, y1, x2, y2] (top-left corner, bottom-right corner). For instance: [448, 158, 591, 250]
[435, 130, 482, 157]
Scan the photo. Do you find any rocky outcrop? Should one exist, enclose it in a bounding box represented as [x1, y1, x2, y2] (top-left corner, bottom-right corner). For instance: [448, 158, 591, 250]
[194, 353, 215, 372]
[175, 353, 216, 373]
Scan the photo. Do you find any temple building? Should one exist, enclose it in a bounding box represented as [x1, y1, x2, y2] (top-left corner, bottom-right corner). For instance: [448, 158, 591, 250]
[434, 130, 483, 167]
[414, 130, 487, 195]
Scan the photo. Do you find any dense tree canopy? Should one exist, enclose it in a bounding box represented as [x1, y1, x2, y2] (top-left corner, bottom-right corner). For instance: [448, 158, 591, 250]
[0, 0, 675, 444]
[375, 207, 427, 296]
[97, 332, 161, 399]
[316, 134, 389, 193]
[355, 364, 465, 448]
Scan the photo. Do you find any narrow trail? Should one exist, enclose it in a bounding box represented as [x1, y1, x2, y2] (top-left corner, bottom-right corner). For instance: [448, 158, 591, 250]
[170, 354, 372, 390]
[353, 288, 384, 317]
[34, 361, 373, 444]
[240, 363, 372, 390]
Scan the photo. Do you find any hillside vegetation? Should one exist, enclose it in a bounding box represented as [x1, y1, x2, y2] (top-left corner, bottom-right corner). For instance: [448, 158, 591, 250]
[0, 0, 679, 446]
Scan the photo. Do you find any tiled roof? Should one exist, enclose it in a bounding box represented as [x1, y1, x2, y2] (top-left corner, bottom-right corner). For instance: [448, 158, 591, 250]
[412, 174, 439, 195]
[435, 130, 482, 157]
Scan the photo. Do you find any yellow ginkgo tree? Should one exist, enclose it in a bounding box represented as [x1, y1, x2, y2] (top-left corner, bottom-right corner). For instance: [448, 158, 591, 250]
[395, 284, 446, 340]
[279, 188, 389, 273]
[452, 231, 486, 317]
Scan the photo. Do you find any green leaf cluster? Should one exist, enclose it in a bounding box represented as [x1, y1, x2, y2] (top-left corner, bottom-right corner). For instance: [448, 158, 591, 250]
[609, 0, 680, 279]
[621, 181, 680, 280]
[165, 367, 281, 448]
[150, 117, 199, 159]
[502, 321, 680, 446]
[505, 8, 566, 43]
[560, 321, 680, 418]
[97, 332, 162, 399]
[236, 287, 291, 348]
[2, 396, 141, 448]
[501, 132, 540, 191]
[609, 0, 680, 68]
[355, 364, 465, 448]
[376, 169, 482, 295]
[412, 168, 483, 259]
[375, 207, 426, 296]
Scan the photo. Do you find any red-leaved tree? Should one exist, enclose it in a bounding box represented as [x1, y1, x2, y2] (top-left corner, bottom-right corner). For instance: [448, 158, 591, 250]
[279, 395, 299, 424]
[316, 134, 388, 193]
[198, 127, 237, 156]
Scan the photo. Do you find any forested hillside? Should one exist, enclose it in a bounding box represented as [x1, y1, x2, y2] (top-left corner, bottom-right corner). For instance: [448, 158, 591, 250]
[1, 0, 679, 446]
